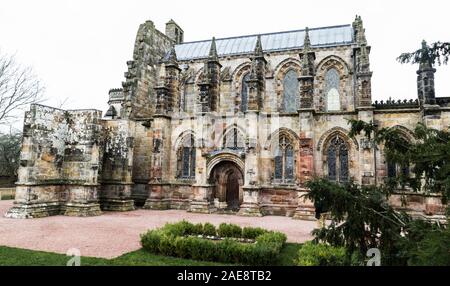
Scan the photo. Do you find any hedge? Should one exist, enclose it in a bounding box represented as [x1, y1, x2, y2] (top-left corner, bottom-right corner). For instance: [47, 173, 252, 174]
[296, 241, 347, 266]
[217, 223, 242, 238]
[140, 220, 287, 265]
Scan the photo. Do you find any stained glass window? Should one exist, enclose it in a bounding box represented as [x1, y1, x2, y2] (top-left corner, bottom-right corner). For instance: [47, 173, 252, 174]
[182, 147, 190, 177]
[387, 161, 397, 178]
[273, 136, 295, 182]
[327, 144, 337, 181]
[339, 143, 349, 182]
[387, 162, 410, 178]
[387, 138, 410, 179]
[274, 147, 283, 180]
[325, 68, 341, 111]
[223, 128, 245, 150]
[241, 73, 250, 112]
[190, 145, 196, 178]
[285, 145, 294, 179]
[282, 70, 299, 112]
[178, 135, 195, 179]
[327, 136, 348, 183]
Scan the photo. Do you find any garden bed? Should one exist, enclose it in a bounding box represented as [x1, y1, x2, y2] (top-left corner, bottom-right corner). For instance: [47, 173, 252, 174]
[140, 221, 287, 265]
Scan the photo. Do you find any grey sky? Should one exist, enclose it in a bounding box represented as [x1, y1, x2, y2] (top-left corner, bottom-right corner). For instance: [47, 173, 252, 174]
[1, 0, 449, 130]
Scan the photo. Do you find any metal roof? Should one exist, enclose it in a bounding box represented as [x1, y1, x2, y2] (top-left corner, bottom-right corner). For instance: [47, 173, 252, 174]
[174, 24, 354, 61]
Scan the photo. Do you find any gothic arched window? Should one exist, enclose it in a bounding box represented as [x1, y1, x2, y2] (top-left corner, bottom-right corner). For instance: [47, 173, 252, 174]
[241, 73, 250, 112]
[282, 70, 299, 112]
[177, 134, 196, 179]
[386, 138, 410, 179]
[325, 68, 341, 111]
[274, 136, 295, 182]
[223, 128, 245, 150]
[327, 135, 348, 183]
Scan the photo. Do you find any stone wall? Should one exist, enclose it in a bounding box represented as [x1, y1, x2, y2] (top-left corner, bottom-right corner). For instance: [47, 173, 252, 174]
[6, 105, 135, 218]
[7, 104, 104, 218]
[99, 120, 135, 211]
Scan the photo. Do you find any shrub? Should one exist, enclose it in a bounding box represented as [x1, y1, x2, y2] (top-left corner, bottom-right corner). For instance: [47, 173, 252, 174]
[218, 223, 242, 238]
[203, 223, 217, 237]
[140, 221, 288, 265]
[216, 238, 240, 263]
[407, 226, 450, 266]
[172, 235, 217, 260]
[194, 237, 217, 261]
[140, 230, 162, 253]
[192, 223, 204, 236]
[164, 220, 195, 236]
[242, 227, 267, 239]
[158, 234, 177, 257]
[173, 236, 190, 258]
[250, 244, 278, 265]
[256, 231, 287, 247]
[296, 241, 347, 266]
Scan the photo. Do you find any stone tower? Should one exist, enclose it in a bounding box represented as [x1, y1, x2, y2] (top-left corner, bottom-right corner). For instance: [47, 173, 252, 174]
[165, 19, 184, 44]
[417, 40, 436, 105]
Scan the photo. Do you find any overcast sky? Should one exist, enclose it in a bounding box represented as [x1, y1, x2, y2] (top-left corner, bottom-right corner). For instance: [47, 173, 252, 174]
[1, 0, 449, 131]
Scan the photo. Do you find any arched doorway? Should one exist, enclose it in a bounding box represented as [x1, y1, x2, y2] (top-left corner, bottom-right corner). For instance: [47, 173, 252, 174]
[209, 161, 244, 212]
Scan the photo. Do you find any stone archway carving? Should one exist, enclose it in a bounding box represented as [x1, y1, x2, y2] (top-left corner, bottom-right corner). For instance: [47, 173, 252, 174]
[207, 153, 245, 211]
[206, 151, 245, 179]
[390, 125, 415, 142]
[317, 127, 359, 151]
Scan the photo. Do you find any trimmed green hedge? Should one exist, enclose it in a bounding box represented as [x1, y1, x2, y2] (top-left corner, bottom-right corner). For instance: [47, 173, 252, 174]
[296, 241, 347, 266]
[203, 223, 216, 236]
[140, 221, 287, 265]
[217, 223, 242, 238]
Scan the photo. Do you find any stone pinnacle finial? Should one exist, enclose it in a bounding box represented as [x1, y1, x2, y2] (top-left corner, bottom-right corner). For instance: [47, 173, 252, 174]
[254, 35, 264, 56]
[422, 40, 428, 49]
[209, 37, 218, 61]
[353, 15, 367, 45]
[301, 27, 315, 77]
[304, 27, 311, 50]
[419, 40, 433, 69]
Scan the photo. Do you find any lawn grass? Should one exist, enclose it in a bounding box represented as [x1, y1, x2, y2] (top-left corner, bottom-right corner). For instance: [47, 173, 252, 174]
[0, 243, 301, 266]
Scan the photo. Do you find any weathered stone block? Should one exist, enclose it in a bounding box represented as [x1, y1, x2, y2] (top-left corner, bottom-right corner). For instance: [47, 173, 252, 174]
[64, 202, 102, 217]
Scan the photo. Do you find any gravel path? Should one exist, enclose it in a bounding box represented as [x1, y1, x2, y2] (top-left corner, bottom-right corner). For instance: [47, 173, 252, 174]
[0, 200, 315, 258]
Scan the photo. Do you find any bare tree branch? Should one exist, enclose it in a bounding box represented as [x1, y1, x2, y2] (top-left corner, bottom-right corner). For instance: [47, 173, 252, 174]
[0, 51, 45, 125]
[0, 131, 21, 178]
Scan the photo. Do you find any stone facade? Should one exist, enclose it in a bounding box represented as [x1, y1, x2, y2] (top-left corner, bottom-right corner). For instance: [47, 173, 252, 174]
[6, 17, 449, 220]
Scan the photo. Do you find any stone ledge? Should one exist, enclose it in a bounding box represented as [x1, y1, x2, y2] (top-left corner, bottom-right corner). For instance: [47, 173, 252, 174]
[100, 198, 135, 212]
[237, 202, 262, 217]
[188, 200, 217, 214]
[143, 198, 171, 210]
[64, 203, 102, 217]
[5, 202, 61, 219]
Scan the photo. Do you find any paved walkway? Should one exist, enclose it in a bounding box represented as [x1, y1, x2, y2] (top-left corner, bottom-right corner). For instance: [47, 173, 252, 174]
[0, 200, 315, 258]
